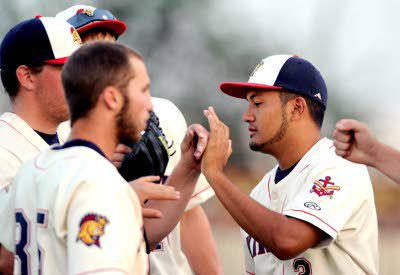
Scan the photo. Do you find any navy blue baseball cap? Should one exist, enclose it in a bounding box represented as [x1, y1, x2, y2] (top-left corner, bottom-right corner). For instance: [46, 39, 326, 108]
[220, 55, 328, 110]
[56, 5, 126, 37]
[0, 17, 81, 70]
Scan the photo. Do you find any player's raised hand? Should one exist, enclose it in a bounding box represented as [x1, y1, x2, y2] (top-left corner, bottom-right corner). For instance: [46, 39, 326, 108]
[180, 123, 209, 172]
[111, 143, 132, 168]
[201, 106, 232, 177]
[128, 176, 180, 219]
[333, 119, 379, 166]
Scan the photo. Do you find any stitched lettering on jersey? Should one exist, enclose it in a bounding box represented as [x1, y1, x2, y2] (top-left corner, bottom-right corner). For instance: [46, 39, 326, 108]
[246, 235, 270, 258]
[310, 176, 340, 199]
[76, 213, 109, 247]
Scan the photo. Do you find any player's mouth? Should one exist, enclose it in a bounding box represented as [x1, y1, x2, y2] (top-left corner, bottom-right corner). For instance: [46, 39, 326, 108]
[248, 126, 257, 137]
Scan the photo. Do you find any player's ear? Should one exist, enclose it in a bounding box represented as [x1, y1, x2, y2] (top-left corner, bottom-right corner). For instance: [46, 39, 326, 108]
[15, 65, 35, 91]
[290, 97, 307, 121]
[102, 86, 124, 112]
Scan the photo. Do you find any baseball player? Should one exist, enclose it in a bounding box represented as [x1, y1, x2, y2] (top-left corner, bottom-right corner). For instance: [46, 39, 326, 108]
[0, 16, 181, 274]
[201, 55, 378, 274]
[12, 41, 207, 275]
[56, 5, 221, 275]
[333, 118, 400, 184]
[0, 16, 80, 273]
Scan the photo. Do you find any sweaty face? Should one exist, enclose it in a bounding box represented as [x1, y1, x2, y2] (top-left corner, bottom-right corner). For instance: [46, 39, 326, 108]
[243, 90, 289, 153]
[35, 64, 69, 124]
[116, 57, 152, 144]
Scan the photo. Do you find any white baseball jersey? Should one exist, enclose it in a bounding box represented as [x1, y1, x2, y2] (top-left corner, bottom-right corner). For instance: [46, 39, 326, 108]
[12, 143, 146, 275]
[0, 112, 68, 252]
[149, 98, 214, 275]
[242, 138, 378, 275]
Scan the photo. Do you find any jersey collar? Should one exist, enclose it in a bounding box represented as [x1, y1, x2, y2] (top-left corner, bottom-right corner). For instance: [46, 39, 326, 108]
[53, 139, 107, 159]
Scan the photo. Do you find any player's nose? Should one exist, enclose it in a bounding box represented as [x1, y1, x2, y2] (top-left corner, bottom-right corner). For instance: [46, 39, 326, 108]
[242, 106, 255, 123]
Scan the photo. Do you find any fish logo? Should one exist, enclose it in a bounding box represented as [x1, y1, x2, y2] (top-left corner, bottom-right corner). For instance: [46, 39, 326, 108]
[77, 214, 109, 247]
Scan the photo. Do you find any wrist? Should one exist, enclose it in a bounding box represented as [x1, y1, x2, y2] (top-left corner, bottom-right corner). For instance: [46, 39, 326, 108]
[366, 139, 384, 168]
[203, 168, 225, 184]
[177, 159, 201, 177]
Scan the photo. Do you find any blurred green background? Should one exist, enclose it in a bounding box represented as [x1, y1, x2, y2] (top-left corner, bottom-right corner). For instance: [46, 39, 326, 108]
[1, 0, 400, 274]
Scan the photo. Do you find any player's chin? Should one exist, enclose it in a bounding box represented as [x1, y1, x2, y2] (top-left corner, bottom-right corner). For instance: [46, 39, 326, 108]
[249, 141, 263, 152]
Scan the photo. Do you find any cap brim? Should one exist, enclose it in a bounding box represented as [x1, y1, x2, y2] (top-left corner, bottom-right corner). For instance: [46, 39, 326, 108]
[45, 57, 69, 65]
[77, 20, 127, 36]
[220, 82, 282, 99]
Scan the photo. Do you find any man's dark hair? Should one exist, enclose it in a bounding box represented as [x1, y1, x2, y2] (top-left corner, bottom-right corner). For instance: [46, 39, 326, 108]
[1, 66, 43, 100]
[279, 91, 325, 128]
[62, 41, 142, 125]
[80, 28, 119, 41]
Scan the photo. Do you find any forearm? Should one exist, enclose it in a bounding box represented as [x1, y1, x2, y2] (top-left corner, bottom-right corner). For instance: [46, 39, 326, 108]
[206, 172, 320, 260]
[370, 141, 400, 184]
[144, 162, 200, 249]
[0, 244, 14, 274]
[181, 205, 222, 275]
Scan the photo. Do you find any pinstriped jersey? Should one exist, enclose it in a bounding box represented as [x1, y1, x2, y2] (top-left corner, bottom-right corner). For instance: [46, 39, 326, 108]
[241, 138, 378, 275]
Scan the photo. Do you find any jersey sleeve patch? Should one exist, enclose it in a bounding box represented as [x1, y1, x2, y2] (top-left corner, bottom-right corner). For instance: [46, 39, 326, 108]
[310, 176, 340, 199]
[76, 213, 109, 247]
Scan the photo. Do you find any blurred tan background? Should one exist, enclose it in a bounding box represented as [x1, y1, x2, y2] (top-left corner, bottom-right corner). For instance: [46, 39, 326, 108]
[1, 0, 400, 274]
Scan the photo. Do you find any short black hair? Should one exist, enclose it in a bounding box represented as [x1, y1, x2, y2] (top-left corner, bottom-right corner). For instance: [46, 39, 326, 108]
[62, 41, 142, 124]
[279, 91, 325, 128]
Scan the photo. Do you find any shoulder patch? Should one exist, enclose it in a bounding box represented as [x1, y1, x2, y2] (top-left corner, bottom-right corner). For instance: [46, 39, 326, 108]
[310, 176, 340, 199]
[76, 213, 109, 247]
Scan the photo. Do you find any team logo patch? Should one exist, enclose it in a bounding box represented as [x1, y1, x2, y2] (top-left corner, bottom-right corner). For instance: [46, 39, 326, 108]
[310, 176, 340, 199]
[76, 8, 94, 16]
[77, 213, 109, 247]
[304, 202, 321, 211]
[70, 27, 82, 45]
[250, 60, 264, 77]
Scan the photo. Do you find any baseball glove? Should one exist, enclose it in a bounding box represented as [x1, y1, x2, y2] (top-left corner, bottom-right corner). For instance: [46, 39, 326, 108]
[118, 111, 170, 183]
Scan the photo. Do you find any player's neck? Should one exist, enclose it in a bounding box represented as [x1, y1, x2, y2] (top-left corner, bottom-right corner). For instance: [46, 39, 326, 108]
[273, 129, 322, 170]
[68, 116, 118, 160]
[11, 96, 60, 134]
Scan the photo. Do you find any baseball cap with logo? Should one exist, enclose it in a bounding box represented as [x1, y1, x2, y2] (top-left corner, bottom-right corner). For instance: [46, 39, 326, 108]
[56, 5, 126, 37]
[0, 16, 81, 70]
[220, 55, 328, 110]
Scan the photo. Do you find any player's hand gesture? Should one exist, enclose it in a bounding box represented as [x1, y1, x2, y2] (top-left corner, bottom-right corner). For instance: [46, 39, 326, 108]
[180, 124, 209, 172]
[128, 176, 180, 219]
[201, 106, 232, 177]
[333, 119, 379, 166]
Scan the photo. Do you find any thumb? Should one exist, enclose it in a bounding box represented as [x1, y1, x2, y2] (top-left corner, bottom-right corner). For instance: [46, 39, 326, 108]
[181, 129, 194, 152]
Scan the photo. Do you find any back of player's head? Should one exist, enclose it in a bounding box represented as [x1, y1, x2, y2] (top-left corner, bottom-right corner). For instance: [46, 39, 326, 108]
[62, 41, 142, 124]
[56, 5, 126, 41]
[0, 17, 81, 99]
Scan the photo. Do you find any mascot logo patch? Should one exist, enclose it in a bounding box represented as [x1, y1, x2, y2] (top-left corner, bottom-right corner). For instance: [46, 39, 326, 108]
[76, 8, 94, 16]
[70, 27, 82, 45]
[250, 60, 264, 77]
[310, 176, 340, 199]
[77, 214, 109, 247]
